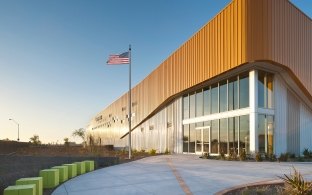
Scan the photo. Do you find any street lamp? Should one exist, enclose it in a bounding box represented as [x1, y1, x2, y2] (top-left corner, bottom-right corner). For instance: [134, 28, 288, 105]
[9, 118, 19, 141]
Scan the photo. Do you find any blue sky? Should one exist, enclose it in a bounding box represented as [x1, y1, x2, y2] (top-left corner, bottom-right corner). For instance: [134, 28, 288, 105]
[0, 0, 311, 143]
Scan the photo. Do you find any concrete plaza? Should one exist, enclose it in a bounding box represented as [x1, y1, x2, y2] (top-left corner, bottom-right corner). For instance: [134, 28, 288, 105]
[53, 155, 312, 195]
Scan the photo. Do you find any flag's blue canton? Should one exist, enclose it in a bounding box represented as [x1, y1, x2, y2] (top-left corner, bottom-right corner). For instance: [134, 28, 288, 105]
[119, 52, 129, 58]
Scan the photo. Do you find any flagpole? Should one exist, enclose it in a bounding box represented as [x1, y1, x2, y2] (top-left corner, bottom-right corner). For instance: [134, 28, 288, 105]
[128, 44, 132, 159]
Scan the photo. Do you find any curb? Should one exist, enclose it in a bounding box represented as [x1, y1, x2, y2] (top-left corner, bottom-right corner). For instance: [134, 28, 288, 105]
[214, 179, 284, 195]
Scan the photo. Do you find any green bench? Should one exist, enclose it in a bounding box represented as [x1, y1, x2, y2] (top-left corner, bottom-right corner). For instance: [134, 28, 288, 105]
[4, 184, 36, 195]
[63, 163, 77, 178]
[39, 169, 59, 189]
[16, 177, 42, 195]
[84, 160, 95, 172]
[74, 162, 86, 175]
[52, 166, 68, 183]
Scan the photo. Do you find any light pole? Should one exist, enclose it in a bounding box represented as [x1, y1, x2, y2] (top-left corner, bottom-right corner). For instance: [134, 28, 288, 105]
[9, 118, 19, 141]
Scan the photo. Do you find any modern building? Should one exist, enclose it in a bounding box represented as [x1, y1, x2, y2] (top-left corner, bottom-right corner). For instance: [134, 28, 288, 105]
[88, 0, 312, 156]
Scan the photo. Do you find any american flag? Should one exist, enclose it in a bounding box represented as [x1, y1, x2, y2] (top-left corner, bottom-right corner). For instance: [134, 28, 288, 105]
[107, 52, 130, 65]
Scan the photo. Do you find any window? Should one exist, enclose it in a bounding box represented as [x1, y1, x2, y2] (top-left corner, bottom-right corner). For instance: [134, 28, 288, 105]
[183, 95, 189, 119]
[211, 84, 219, 114]
[258, 114, 266, 153]
[219, 80, 228, 112]
[239, 115, 250, 154]
[211, 120, 219, 153]
[258, 114, 274, 154]
[190, 92, 196, 118]
[203, 121, 210, 153]
[203, 87, 211, 115]
[229, 117, 239, 155]
[239, 73, 249, 108]
[196, 90, 203, 117]
[196, 122, 203, 153]
[228, 77, 239, 110]
[219, 118, 228, 154]
[183, 125, 189, 152]
[189, 124, 196, 153]
[267, 74, 274, 108]
[258, 71, 274, 108]
[258, 72, 265, 108]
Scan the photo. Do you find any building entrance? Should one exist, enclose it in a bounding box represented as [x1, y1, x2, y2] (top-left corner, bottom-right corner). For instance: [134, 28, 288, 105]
[195, 126, 210, 154]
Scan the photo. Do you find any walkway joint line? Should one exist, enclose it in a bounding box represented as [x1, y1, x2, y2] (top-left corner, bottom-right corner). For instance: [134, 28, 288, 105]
[167, 158, 193, 195]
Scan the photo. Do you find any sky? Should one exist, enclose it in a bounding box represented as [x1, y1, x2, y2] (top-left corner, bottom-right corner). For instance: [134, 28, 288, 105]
[0, 0, 311, 144]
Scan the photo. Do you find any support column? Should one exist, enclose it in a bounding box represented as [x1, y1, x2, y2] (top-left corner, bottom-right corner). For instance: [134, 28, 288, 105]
[249, 70, 258, 153]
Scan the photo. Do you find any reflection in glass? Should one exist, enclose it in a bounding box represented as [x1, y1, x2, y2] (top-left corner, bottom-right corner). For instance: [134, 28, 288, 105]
[267, 74, 274, 108]
[219, 118, 228, 154]
[229, 117, 239, 155]
[258, 114, 274, 154]
[203, 121, 210, 153]
[203, 87, 211, 115]
[183, 95, 189, 119]
[239, 73, 249, 108]
[267, 115, 274, 155]
[211, 120, 219, 153]
[189, 124, 195, 153]
[190, 93, 195, 118]
[196, 122, 203, 152]
[258, 71, 274, 108]
[228, 77, 238, 111]
[196, 90, 203, 117]
[211, 84, 218, 114]
[219, 80, 227, 112]
[258, 72, 265, 108]
[239, 115, 250, 154]
[258, 114, 266, 153]
[183, 124, 189, 153]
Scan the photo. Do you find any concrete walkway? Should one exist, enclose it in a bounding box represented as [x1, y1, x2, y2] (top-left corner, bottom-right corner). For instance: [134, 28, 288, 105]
[52, 155, 312, 195]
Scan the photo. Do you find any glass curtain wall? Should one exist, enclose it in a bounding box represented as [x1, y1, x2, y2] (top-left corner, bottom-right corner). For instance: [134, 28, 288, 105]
[183, 95, 189, 119]
[229, 117, 239, 155]
[196, 122, 204, 153]
[182, 71, 251, 154]
[239, 115, 250, 154]
[211, 120, 219, 153]
[219, 118, 228, 154]
[239, 73, 249, 108]
[203, 87, 211, 115]
[228, 77, 239, 110]
[182, 72, 249, 120]
[183, 116, 249, 154]
[196, 90, 203, 117]
[258, 71, 274, 108]
[203, 121, 210, 153]
[219, 80, 227, 112]
[258, 114, 274, 154]
[189, 123, 196, 153]
[211, 84, 219, 114]
[190, 93, 196, 118]
[183, 124, 189, 153]
[182, 70, 275, 155]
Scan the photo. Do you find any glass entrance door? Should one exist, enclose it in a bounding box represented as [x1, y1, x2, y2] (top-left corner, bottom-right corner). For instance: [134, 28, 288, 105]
[195, 129, 202, 153]
[203, 127, 210, 153]
[195, 125, 210, 154]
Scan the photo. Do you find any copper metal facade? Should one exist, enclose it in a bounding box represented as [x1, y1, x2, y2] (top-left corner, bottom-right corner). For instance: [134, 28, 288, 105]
[89, 0, 312, 141]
